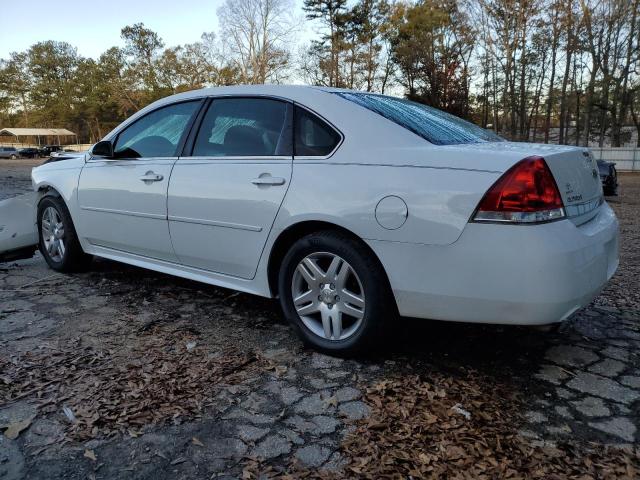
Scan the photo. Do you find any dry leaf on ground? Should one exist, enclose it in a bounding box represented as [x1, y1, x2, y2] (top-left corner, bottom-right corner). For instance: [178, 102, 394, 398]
[3, 416, 35, 440]
[1, 325, 262, 441]
[83, 449, 97, 461]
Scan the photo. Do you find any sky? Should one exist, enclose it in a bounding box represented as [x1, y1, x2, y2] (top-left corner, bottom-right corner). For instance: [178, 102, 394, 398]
[0, 0, 311, 60]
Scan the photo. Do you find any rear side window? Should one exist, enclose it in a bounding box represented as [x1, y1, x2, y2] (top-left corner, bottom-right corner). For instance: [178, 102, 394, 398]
[336, 92, 503, 146]
[193, 98, 291, 157]
[294, 106, 341, 156]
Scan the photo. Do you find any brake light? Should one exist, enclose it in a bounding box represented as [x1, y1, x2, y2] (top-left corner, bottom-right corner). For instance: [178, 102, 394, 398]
[473, 156, 565, 223]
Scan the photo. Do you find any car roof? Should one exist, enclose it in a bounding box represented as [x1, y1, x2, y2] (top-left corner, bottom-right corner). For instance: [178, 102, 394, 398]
[172, 84, 352, 98]
[144, 84, 375, 112]
[137, 84, 404, 122]
[101, 84, 434, 152]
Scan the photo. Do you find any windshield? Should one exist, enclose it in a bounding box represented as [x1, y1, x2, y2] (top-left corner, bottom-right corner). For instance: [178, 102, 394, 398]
[336, 92, 503, 146]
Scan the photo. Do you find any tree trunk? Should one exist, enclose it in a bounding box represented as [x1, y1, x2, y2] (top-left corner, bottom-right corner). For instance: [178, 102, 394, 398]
[631, 99, 640, 147]
[491, 58, 499, 133]
[598, 74, 611, 147]
[366, 38, 375, 92]
[611, 0, 639, 147]
[348, 42, 355, 89]
[530, 43, 548, 142]
[482, 57, 490, 127]
[544, 8, 560, 144]
[518, 12, 529, 140]
[329, 8, 337, 87]
[558, 5, 573, 145]
[581, 65, 597, 146]
[380, 45, 392, 94]
[575, 89, 581, 146]
[20, 92, 29, 127]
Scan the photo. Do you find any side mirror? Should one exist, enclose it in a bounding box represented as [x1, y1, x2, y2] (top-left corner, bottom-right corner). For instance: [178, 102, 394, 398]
[92, 140, 114, 158]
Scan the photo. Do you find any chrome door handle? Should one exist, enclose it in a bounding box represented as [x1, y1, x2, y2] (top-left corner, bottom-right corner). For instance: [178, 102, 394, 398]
[251, 176, 286, 186]
[139, 172, 164, 182]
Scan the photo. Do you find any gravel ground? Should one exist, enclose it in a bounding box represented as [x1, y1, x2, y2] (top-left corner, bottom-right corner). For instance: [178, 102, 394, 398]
[0, 159, 39, 201]
[0, 160, 639, 479]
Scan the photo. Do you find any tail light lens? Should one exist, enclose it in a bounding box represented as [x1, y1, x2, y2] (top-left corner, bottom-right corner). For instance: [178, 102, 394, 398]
[473, 156, 565, 223]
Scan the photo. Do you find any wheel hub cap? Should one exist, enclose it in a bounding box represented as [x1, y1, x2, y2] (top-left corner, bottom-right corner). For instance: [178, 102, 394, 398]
[320, 286, 336, 305]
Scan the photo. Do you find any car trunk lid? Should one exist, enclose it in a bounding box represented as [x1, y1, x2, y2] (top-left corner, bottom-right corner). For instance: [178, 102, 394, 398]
[433, 141, 604, 225]
[541, 147, 603, 224]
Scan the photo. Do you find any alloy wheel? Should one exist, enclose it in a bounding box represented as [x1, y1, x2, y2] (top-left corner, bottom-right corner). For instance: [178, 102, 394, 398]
[291, 252, 365, 341]
[41, 206, 66, 262]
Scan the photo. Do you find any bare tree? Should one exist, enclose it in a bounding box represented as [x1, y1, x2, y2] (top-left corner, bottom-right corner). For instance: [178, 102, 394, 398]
[558, 0, 575, 144]
[580, 0, 640, 147]
[217, 0, 297, 84]
[543, 1, 561, 143]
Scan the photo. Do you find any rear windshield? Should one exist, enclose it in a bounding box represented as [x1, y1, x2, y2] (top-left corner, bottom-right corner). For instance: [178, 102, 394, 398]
[336, 92, 503, 146]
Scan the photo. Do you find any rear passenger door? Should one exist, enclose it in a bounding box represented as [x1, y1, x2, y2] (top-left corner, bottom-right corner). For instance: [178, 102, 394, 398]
[167, 97, 293, 279]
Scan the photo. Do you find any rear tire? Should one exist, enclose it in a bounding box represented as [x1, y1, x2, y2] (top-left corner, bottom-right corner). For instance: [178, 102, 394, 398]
[278, 230, 395, 356]
[37, 196, 92, 272]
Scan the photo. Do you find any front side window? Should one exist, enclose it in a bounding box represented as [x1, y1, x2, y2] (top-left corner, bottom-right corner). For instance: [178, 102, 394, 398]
[192, 98, 291, 157]
[336, 92, 503, 146]
[114, 101, 200, 158]
[294, 106, 341, 156]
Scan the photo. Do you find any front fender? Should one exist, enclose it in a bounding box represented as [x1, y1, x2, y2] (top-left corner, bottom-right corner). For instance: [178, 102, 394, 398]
[31, 158, 84, 225]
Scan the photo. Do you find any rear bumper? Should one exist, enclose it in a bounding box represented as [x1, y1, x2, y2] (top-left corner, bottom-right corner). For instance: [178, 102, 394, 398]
[368, 202, 619, 325]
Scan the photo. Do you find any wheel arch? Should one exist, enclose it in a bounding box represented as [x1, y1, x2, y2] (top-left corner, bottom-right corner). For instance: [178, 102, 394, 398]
[33, 185, 63, 223]
[35, 185, 78, 236]
[266, 220, 394, 302]
[37, 184, 63, 201]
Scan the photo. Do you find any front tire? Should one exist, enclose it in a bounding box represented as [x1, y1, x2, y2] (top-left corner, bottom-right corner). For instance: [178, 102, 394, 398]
[278, 231, 395, 356]
[38, 196, 91, 272]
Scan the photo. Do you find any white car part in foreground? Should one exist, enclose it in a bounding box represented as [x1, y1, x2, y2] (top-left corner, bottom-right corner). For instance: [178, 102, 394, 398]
[0, 193, 38, 262]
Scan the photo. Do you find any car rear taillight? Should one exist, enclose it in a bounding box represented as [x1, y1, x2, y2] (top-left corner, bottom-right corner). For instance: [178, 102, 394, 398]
[473, 156, 565, 223]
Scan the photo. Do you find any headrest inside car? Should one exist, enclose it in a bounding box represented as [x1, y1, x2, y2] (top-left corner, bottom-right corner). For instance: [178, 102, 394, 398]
[224, 125, 267, 156]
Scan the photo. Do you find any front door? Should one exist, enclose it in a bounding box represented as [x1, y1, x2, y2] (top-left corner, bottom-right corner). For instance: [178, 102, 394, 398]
[168, 97, 293, 279]
[77, 100, 201, 261]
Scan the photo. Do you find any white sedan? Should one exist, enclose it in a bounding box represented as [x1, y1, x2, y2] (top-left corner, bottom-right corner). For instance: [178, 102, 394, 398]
[1, 85, 619, 354]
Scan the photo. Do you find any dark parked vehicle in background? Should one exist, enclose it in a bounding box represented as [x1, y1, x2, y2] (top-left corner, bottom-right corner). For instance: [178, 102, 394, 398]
[597, 159, 618, 196]
[39, 145, 63, 157]
[0, 147, 19, 159]
[18, 148, 41, 158]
